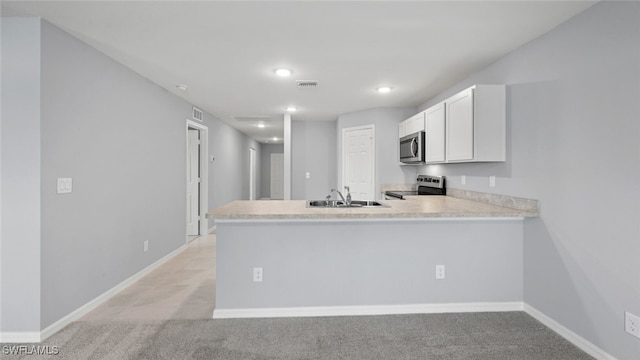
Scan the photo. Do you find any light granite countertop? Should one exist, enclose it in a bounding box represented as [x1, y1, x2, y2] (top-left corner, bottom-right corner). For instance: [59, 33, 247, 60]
[207, 196, 539, 221]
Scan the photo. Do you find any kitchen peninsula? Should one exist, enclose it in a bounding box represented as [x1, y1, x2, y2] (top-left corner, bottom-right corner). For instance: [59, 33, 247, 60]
[207, 195, 538, 319]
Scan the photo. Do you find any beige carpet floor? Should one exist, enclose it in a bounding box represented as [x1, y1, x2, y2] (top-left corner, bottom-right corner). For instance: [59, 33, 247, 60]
[1, 234, 595, 359]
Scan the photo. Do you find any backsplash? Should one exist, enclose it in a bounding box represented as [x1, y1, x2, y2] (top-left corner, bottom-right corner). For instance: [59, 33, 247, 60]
[447, 188, 539, 212]
[380, 183, 416, 192]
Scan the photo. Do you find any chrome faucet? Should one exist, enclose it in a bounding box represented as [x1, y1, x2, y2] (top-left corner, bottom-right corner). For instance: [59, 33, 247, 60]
[331, 186, 352, 206]
[331, 188, 345, 203]
[344, 186, 352, 206]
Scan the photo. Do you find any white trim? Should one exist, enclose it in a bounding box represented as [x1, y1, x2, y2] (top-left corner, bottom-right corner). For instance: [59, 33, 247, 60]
[524, 303, 618, 360]
[0, 332, 41, 343]
[186, 119, 209, 238]
[213, 301, 524, 319]
[208, 225, 216, 234]
[36, 243, 187, 342]
[341, 124, 375, 198]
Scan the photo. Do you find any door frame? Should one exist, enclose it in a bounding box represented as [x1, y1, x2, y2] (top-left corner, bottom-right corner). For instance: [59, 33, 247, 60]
[185, 119, 209, 239]
[341, 124, 375, 198]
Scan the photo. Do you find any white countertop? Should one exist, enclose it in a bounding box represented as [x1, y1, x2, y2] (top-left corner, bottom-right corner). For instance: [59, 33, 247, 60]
[206, 196, 539, 220]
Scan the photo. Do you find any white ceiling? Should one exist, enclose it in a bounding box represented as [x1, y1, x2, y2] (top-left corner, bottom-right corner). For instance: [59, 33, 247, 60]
[2, 1, 596, 144]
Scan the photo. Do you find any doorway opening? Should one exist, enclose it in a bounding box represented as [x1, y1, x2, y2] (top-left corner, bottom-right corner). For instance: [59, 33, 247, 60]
[270, 153, 284, 200]
[186, 120, 209, 242]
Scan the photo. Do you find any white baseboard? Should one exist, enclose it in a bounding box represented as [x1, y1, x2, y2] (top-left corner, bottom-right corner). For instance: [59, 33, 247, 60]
[524, 303, 618, 360]
[0, 332, 41, 343]
[36, 243, 188, 342]
[213, 301, 524, 319]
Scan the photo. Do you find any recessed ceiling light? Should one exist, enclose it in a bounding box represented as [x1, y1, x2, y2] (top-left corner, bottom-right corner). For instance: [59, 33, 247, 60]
[285, 106, 297, 112]
[376, 86, 392, 94]
[274, 68, 292, 77]
[176, 84, 188, 91]
[273, 137, 278, 141]
[257, 122, 265, 128]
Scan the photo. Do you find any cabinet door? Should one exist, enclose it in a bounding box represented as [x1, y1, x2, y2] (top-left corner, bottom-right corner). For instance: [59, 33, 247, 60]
[404, 112, 425, 135]
[425, 103, 445, 163]
[446, 88, 474, 161]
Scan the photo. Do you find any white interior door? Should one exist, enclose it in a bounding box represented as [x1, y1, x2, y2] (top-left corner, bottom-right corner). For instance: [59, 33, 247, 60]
[343, 126, 375, 200]
[186, 129, 200, 236]
[270, 153, 284, 199]
[249, 147, 257, 200]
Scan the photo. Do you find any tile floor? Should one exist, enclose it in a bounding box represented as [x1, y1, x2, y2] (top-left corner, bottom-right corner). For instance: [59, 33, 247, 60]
[80, 234, 216, 322]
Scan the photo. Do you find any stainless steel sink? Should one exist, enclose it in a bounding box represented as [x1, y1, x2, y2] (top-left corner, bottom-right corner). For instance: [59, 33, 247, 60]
[306, 200, 388, 208]
[350, 200, 387, 207]
[307, 200, 345, 208]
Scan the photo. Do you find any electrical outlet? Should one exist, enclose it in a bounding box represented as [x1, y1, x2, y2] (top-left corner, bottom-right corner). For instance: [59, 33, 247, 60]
[143, 240, 149, 252]
[625, 312, 640, 338]
[253, 267, 263, 282]
[489, 176, 496, 187]
[461, 175, 466, 185]
[435, 265, 445, 280]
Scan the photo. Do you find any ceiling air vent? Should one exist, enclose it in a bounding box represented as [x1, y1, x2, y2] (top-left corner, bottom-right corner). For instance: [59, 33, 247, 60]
[296, 80, 319, 88]
[192, 107, 203, 122]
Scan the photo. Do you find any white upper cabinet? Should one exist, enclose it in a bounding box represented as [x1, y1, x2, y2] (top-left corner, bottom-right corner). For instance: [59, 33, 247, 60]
[399, 112, 425, 138]
[425, 102, 446, 163]
[397, 84, 504, 164]
[446, 88, 474, 161]
[445, 85, 505, 163]
[404, 112, 425, 135]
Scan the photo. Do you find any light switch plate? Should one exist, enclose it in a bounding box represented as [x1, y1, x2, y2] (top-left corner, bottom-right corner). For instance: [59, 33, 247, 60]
[57, 178, 72, 194]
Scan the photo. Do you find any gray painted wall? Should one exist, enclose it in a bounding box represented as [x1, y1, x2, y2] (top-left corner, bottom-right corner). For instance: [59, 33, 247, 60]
[0, 18, 42, 334]
[216, 220, 523, 309]
[291, 120, 337, 200]
[39, 20, 187, 328]
[260, 143, 284, 199]
[1, 19, 260, 332]
[416, 2, 640, 359]
[336, 108, 417, 199]
[205, 112, 261, 226]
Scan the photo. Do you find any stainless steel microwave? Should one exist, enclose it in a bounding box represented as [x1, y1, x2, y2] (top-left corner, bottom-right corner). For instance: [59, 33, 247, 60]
[400, 131, 425, 164]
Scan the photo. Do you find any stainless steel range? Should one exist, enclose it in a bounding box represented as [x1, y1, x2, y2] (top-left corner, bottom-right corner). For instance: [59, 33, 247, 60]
[384, 175, 446, 200]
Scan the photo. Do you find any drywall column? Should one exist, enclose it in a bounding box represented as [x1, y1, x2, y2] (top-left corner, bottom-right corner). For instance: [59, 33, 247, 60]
[283, 113, 292, 200]
[0, 18, 42, 341]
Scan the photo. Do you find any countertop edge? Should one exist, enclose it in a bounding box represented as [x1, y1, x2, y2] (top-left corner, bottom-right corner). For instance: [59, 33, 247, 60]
[206, 197, 540, 221]
[209, 211, 539, 221]
[212, 216, 530, 223]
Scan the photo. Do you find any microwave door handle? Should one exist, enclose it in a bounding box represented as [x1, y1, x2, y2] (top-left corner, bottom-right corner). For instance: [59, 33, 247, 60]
[411, 138, 418, 157]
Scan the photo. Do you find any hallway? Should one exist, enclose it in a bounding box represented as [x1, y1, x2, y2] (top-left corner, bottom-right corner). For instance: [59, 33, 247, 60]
[80, 234, 216, 322]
